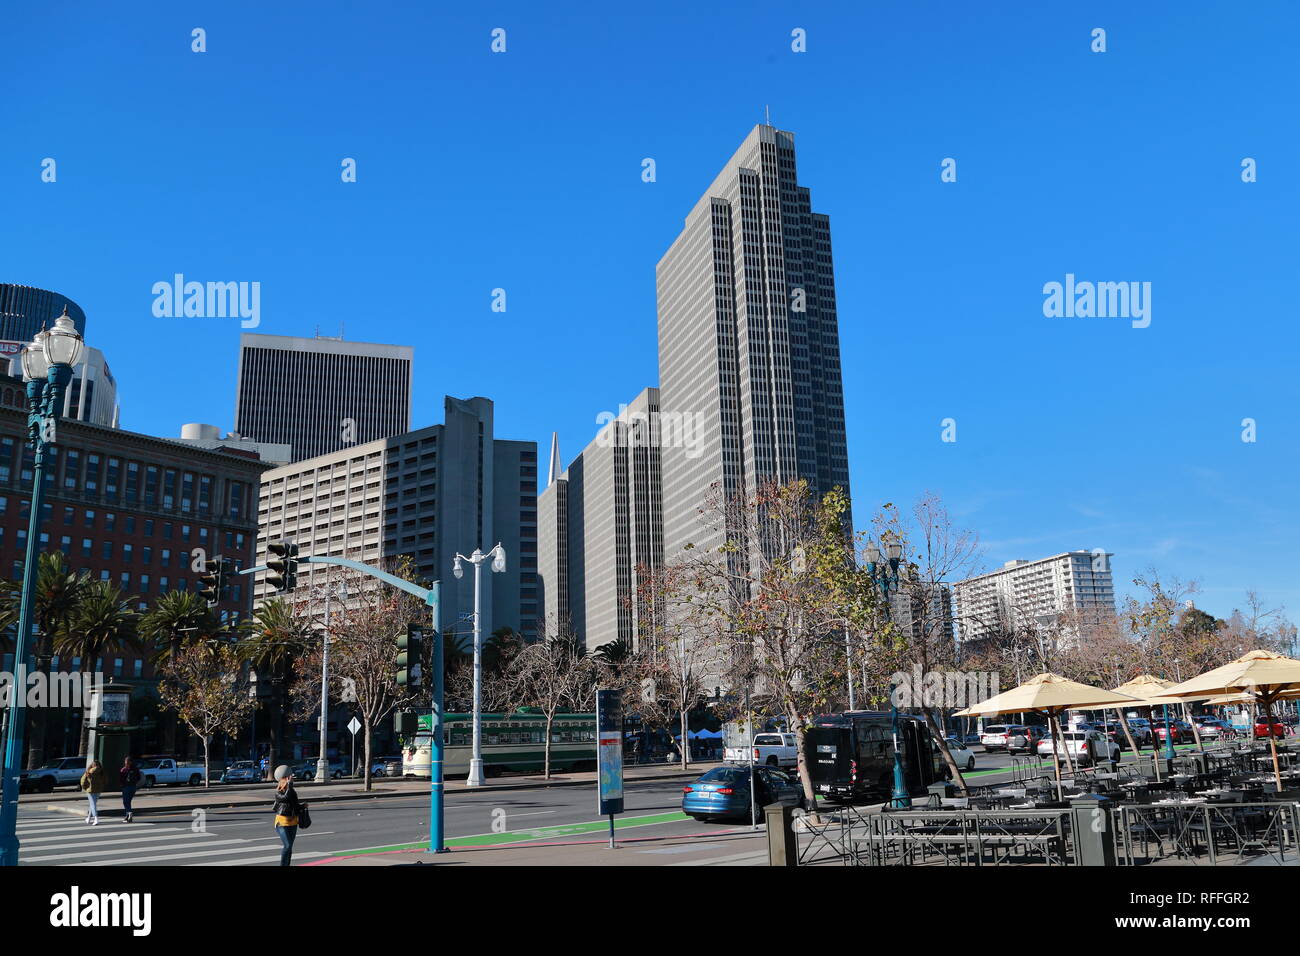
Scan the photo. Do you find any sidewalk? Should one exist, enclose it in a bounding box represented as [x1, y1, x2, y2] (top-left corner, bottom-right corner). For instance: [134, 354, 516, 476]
[309, 826, 768, 867]
[26, 761, 719, 817]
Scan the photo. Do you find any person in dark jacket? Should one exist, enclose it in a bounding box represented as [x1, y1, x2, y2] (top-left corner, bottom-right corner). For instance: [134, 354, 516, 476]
[119, 756, 142, 822]
[272, 765, 300, 866]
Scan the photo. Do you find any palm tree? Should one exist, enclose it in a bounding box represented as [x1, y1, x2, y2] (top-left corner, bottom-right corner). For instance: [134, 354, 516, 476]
[21, 553, 89, 767]
[56, 581, 140, 755]
[139, 590, 219, 755]
[239, 598, 308, 773]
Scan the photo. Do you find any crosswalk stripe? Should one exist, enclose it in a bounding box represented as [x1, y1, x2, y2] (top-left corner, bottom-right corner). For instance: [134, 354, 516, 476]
[25, 837, 249, 863]
[189, 851, 330, 866]
[17, 819, 98, 833]
[74, 843, 322, 865]
[21, 829, 218, 849]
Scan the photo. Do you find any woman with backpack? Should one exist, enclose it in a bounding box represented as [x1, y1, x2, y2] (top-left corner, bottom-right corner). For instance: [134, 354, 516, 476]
[119, 756, 142, 822]
[79, 760, 105, 826]
[272, 765, 309, 866]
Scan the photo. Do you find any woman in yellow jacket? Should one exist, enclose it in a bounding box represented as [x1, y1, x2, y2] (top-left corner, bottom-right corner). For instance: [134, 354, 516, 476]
[79, 760, 106, 826]
[271, 765, 301, 866]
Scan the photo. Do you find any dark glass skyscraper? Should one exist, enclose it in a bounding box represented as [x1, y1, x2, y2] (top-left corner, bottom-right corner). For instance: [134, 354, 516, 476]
[0, 284, 87, 343]
[234, 333, 413, 463]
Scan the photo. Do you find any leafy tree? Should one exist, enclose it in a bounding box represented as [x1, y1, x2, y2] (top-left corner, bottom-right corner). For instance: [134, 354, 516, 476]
[158, 643, 254, 788]
[140, 590, 220, 754]
[503, 631, 596, 778]
[239, 597, 309, 773]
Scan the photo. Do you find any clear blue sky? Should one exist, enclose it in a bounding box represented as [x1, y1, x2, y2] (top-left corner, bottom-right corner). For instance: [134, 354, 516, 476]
[3, 1, 1296, 623]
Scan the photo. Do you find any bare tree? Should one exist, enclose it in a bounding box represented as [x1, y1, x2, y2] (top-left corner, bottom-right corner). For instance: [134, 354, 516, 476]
[503, 631, 597, 778]
[870, 493, 982, 791]
[157, 643, 254, 788]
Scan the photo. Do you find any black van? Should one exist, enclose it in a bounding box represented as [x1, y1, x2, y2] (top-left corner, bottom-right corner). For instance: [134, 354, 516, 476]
[805, 711, 944, 804]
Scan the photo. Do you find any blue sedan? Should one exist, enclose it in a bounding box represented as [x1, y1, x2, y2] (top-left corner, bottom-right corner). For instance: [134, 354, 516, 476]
[682, 765, 806, 822]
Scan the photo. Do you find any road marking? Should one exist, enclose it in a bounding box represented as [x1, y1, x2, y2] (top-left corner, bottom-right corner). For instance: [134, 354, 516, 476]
[27, 837, 251, 863]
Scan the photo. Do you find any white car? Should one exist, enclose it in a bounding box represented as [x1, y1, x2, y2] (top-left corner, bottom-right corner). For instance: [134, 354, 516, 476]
[1036, 729, 1120, 766]
[724, 732, 798, 769]
[941, 737, 976, 773]
[979, 724, 1025, 752]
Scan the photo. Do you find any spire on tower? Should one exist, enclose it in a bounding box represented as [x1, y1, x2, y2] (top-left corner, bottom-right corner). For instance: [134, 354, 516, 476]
[547, 431, 562, 487]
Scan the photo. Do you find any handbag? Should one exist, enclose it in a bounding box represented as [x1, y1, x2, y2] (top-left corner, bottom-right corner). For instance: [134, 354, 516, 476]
[297, 801, 312, 830]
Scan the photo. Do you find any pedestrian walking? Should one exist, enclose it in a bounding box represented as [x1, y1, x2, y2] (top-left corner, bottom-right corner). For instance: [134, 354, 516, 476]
[79, 759, 105, 826]
[119, 756, 142, 822]
[260, 755, 270, 780]
[271, 765, 301, 866]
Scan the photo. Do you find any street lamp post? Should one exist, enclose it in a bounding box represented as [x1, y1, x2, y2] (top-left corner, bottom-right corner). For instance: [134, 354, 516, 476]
[316, 583, 347, 783]
[866, 535, 908, 808]
[0, 309, 85, 867]
[453, 543, 506, 788]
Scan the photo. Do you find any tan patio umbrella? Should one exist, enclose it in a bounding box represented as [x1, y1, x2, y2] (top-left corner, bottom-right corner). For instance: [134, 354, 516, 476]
[1111, 674, 1216, 777]
[955, 673, 1143, 789]
[1161, 649, 1300, 792]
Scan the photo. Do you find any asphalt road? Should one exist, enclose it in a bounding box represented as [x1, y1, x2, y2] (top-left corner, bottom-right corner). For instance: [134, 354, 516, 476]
[12, 743, 1185, 866]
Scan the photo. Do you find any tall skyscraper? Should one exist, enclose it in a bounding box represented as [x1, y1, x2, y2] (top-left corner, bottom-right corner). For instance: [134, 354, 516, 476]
[538, 387, 664, 652]
[656, 124, 851, 560]
[234, 333, 413, 462]
[0, 284, 86, 344]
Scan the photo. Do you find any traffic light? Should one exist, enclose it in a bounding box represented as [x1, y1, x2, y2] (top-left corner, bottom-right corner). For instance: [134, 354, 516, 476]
[266, 541, 299, 593]
[395, 710, 418, 735]
[396, 623, 424, 689]
[198, 556, 229, 607]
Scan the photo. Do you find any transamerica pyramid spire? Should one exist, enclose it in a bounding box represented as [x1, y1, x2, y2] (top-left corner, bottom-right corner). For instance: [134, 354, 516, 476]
[547, 430, 562, 487]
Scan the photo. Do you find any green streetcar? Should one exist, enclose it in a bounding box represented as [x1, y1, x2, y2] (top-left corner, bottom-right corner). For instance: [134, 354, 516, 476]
[401, 711, 597, 778]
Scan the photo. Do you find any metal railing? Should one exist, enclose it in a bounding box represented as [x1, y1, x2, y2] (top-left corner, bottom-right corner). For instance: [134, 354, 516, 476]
[1115, 801, 1300, 865]
[851, 808, 1072, 866]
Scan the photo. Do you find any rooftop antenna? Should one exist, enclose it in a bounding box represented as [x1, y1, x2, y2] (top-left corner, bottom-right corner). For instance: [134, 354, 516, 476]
[765, 104, 771, 126]
[339, 322, 344, 339]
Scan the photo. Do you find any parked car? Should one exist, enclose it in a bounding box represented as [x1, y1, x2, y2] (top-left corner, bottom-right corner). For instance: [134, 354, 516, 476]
[941, 736, 976, 773]
[724, 732, 799, 769]
[138, 757, 207, 787]
[1255, 718, 1288, 739]
[682, 765, 804, 822]
[1091, 722, 1139, 746]
[979, 725, 1024, 752]
[1005, 726, 1047, 755]
[220, 761, 261, 784]
[370, 756, 404, 777]
[1194, 718, 1236, 740]
[1152, 720, 1194, 745]
[294, 758, 348, 780]
[1036, 730, 1121, 766]
[18, 756, 86, 793]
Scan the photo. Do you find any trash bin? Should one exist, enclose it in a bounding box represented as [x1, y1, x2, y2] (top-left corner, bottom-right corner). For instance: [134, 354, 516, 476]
[1069, 793, 1117, 866]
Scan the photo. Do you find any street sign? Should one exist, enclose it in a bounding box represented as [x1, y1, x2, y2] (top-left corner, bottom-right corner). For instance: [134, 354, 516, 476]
[348, 717, 361, 736]
[596, 689, 624, 824]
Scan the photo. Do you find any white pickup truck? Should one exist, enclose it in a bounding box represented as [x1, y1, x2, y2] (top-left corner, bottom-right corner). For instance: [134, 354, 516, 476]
[724, 732, 799, 769]
[139, 758, 207, 787]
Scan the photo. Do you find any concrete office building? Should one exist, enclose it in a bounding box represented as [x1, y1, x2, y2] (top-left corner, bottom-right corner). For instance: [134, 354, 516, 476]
[174, 423, 291, 466]
[255, 396, 538, 640]
[234, 333, 413, 463]
[538, 387, 664, 652]
[0, 284, 86, 344]
[656, 124, 851, 561]
[953, 551, 1116, 645]
[890, 582, 956, 645]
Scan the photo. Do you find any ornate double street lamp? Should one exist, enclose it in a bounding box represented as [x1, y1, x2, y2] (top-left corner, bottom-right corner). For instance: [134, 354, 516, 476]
[452, 543, 506, 788]
[0, 309, 85, 866]
[865, 534, 908, 808]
